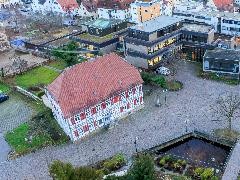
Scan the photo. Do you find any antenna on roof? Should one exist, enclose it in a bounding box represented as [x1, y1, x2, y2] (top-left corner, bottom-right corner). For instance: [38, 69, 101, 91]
[118, 80, 123, 86]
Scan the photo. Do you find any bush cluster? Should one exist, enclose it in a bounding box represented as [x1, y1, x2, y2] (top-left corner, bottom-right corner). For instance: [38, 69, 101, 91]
[102, 153, 126, 174]
[49, 160, 101, 180]
[141, 72, 166, 88]
[158, 155, 187, 173]
[194, 167, 218, 180]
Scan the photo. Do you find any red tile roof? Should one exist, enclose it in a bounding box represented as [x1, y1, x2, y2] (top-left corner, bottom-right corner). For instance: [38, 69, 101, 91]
[47, 53, 143, 118]
[57, 0, 79, 11]
[213, 0, 234, 11]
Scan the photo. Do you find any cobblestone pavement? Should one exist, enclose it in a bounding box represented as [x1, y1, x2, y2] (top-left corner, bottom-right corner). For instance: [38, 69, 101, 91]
[222, 140, 240, 180]
[0, 93, 33, 134]
[0, 61, 239, 179]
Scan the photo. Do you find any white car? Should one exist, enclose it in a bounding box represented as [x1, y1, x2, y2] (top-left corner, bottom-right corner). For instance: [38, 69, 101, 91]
[155, 67, 170, 76]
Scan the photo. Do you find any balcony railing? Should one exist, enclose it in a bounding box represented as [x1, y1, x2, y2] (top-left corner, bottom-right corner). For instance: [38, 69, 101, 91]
[127, 41, 182, 59]
[124, 30, 181, 47]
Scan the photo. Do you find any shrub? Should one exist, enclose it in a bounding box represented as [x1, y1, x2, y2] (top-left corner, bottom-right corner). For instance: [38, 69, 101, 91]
[49, 160, 74, 180]
[159, 158, 166, 166]
[151, 76, 166, 88]
[129, 154, 155, 180]
[72, 166, 101, 180]
[49, 160, 102, 180]
[29, 109, 69, 143]
[103, 153, 126, 172]
[141, 72, 155, 84]
[194, 167, 205, 176]
[36, 91, 45, 98]
[200, 168, 214, 180]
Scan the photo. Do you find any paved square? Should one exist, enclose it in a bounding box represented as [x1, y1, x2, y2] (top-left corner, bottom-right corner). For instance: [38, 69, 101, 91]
[0, 61, 239, 179]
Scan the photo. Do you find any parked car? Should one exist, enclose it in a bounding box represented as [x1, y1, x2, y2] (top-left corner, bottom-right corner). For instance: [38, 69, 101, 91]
[0, 93, 9, 103]
[155, 67, 170, 76]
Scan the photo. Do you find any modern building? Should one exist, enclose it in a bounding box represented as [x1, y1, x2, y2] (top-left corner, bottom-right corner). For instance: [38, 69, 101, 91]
[203, 49, 240, 78]
[130, 0, 162, 24]
[71, 18, 129, 56]
[181, 23, 215, 61]
[173, 9, 240, 36]
[124, 16, 183, 69]
[46, 53, 144, 141]
[97, 0, 134, 20]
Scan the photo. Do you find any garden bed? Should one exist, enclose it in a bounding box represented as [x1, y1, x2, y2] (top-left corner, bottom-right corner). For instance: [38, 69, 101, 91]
[155, 155, 219, 179]
[166, 80, 183, 91]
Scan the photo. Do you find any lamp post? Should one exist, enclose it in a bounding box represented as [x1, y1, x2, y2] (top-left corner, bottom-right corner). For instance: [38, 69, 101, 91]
[162, 89, 168, 105]
[134, 137, 138, 154]
[185, 119, 189, 133]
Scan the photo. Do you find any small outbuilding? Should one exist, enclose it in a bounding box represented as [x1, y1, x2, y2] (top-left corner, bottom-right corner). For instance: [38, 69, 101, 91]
[203, 49, 240, 78]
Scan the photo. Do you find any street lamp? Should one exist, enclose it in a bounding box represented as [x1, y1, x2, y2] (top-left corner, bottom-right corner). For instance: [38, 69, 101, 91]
[162, 89, 168, 105]
[185, 119, 190, 133]
[134, 137, 138, 154]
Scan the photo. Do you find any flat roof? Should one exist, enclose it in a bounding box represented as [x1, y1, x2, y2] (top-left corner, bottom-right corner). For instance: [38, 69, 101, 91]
[130, 15, 183, 33]
[82, 18, 123, 29]
[205, 48, 240, 61]
[174, 9, 240, 19]
[182, 23, 213, 33]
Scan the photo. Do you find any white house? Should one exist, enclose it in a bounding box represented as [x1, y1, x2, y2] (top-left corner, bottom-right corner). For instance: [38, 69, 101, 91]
[97, 0, 134, 20]
[31, 0, 79, 15]
[46, 53, 144, 141]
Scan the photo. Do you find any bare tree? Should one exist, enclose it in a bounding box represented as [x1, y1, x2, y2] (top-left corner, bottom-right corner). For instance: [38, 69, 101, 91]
[212, 93, 240, 132]
[11, 56, 28, 74]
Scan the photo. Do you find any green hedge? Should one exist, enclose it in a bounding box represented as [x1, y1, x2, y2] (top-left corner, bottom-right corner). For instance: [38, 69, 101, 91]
[141, 72, 166, 88]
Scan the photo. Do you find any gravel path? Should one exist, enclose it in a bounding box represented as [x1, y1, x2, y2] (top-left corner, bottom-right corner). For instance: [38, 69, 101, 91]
[0, 133, 10, 163]
[0, 61, 239, 179]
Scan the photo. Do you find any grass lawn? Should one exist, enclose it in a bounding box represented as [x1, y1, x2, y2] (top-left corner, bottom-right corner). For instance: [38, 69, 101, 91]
[48, 60, 68, 70]
[78, 33, 114, 43]
[15, 66, 60, 89]
[0, 81, 10, 93]
[5, 123, 52, 155]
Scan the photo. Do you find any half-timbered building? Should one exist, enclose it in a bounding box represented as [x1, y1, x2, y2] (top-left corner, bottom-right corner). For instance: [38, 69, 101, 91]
[46, 53, 144, 141]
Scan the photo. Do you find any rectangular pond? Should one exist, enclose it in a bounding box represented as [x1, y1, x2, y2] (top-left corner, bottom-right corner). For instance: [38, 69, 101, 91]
[155, 136, 232, 171]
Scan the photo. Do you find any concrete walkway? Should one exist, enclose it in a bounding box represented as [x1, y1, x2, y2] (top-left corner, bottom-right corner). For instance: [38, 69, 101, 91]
[0, 133, 10, 163]
[222, 140, 240, 180]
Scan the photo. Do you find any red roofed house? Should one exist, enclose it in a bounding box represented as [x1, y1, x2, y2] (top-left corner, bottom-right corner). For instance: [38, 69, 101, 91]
[46, 53, 144, 141]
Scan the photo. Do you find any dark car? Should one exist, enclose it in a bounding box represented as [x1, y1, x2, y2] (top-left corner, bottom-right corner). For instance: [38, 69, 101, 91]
[0, 93, 9, 103]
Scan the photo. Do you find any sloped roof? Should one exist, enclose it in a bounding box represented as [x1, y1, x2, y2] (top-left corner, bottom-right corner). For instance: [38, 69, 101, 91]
[47, 53, 143, 118]
[213, 0, 234, 12]
[57, 0, 79, 11]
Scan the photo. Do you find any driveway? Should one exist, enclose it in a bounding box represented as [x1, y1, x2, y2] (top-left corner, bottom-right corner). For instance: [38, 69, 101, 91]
[0, 61, 239, 179]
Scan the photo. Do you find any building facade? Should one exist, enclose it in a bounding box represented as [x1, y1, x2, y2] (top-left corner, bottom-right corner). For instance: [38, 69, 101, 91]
[173, 10, 240, 36]
[130, 0, 162, 24]
[124, 16, 183, 69]
[97, 0, 134, 20]
[46, 53, 144, 141]
[203, 49, 240, 78]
